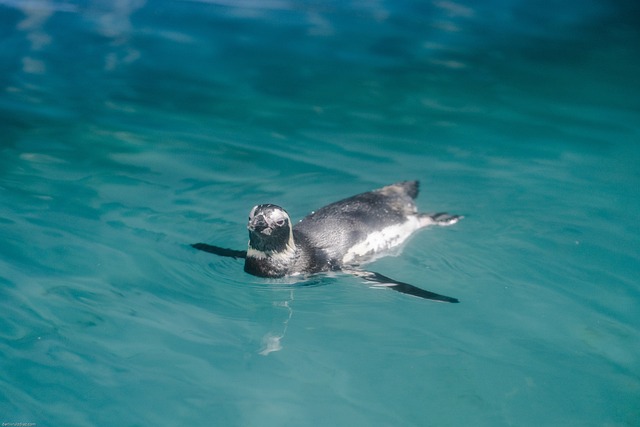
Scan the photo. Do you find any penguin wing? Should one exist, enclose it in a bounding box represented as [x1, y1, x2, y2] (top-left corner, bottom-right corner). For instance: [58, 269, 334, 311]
[346, 269, 459, 303]
[191, 243, 247, 259]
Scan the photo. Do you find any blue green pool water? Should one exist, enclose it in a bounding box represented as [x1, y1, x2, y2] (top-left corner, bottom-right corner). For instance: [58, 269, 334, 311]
[1, 1, 639, 426]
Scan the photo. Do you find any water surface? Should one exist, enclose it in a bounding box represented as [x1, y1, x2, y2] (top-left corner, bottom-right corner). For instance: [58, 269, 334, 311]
[1, 1, 639, 426]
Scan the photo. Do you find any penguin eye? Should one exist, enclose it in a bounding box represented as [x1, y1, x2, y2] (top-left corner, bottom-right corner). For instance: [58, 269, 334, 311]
[275, 218, 285, 227]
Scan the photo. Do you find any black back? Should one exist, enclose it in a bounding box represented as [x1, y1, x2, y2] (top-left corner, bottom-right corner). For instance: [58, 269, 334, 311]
[293, 181, 420, 262]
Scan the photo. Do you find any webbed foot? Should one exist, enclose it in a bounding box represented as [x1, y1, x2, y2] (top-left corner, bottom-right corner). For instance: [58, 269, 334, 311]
[420, 212, 463, 227]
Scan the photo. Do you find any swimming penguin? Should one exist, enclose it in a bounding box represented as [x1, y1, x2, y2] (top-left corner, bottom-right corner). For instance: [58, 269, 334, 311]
[192, 181, 462, 303]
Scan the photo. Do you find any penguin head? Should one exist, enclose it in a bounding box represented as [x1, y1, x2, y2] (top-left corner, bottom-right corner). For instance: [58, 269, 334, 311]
[247, 204, 294, 252]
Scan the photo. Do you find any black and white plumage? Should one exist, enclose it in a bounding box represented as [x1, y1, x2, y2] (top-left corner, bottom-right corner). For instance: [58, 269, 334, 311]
[192, 181, 462, 303]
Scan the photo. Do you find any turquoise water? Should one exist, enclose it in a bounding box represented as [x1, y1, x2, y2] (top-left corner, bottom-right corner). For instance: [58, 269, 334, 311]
[1, 0, 639, 426]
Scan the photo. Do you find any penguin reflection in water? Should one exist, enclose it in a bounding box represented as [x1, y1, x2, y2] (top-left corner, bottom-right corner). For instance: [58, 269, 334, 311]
[192, 181, 462, 303]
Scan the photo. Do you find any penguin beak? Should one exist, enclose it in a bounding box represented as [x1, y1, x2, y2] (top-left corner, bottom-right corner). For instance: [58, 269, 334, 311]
[248, 215, 272, 235]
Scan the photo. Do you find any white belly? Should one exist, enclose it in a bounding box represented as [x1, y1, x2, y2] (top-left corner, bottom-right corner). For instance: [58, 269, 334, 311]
[342, 216, 422, 264]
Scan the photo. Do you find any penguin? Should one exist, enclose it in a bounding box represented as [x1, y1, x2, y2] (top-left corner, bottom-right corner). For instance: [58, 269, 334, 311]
[192, 181, 462, 303]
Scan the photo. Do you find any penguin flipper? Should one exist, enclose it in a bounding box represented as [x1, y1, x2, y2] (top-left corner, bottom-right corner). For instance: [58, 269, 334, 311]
[350, 270, 459, 303]
[191, 243, 247, 259]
